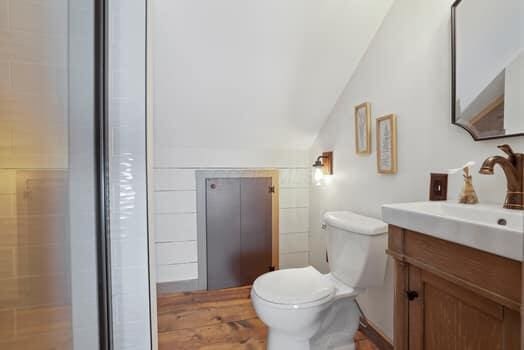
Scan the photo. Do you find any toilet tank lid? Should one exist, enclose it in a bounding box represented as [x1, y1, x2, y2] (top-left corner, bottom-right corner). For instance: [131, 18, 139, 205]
[323, 211, 387, 236]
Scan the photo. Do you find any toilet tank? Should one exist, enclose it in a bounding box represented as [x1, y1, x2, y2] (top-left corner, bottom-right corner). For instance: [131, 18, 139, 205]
[323, 211, 388, 288]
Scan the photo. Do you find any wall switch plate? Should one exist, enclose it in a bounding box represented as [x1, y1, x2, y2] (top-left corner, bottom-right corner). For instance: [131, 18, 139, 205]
[429, 173, 448, 201]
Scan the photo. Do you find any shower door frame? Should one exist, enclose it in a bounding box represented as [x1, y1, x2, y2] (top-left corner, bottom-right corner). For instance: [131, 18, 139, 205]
[95, 0, 113, 348]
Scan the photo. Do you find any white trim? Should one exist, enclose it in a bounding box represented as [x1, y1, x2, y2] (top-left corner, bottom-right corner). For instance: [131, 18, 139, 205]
[146, 0, 158, 349]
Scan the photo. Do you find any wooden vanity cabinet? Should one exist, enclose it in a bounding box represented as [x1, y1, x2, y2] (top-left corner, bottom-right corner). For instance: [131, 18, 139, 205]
[387, 225, 521, 350]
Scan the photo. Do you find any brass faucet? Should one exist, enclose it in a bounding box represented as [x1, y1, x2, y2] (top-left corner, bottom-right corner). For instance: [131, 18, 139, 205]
[479, 145, 523, 210]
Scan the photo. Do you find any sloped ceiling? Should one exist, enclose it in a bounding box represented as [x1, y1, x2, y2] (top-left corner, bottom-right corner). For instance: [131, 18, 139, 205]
[152, 0, 393, 150]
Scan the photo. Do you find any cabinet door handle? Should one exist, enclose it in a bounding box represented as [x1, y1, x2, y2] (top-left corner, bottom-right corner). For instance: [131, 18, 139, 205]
[406, 290, 419, 301]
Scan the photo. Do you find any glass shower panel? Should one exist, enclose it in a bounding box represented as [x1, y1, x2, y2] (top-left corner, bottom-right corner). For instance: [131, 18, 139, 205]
[0, 1, 102, 349]
[107, 0, 152, 348]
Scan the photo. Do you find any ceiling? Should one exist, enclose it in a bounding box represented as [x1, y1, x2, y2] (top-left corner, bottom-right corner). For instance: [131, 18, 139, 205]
[152, 0, 393, 150]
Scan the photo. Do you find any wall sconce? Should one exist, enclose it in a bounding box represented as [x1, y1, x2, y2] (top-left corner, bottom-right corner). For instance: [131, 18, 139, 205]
[312, 151, 333, 186]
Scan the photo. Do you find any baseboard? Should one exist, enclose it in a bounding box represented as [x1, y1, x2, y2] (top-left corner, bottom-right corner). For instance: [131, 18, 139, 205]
[358, 317, 393, 350]
[157, 279, 201, 295]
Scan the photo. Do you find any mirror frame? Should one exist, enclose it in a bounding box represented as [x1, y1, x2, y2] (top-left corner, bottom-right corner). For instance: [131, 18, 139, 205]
[451, 0, 524, 141]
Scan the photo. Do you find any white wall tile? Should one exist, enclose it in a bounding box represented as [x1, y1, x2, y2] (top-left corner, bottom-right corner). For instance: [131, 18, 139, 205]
[10, 0, 68, 36]
[154, 169, 196, 191]
[0, 0, 7, 30]
[156, 241, 198, 265]
[0, 31, 68, 65]
[280, 233, 309, 254]
[0, 170, 15, 194]
[279, 188, 309, 208]
[280, 207, 309, 233]
[156, 263, 198, 283]
[0, 194, 15, 216]
[0, 61, 9, 91]
[280, 252, 309, 269]
[279, 188, 294, 209]
[154, 190, 196, 214]
[10, 62, 66, 98]
[279, 168, 310, 188]
[0, 93, 65, 125]
[294, 188, 310, 207]
[154, 213, 197, 242]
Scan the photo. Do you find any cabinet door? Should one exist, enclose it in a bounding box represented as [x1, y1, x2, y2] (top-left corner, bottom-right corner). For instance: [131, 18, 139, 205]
[240, 178, 272, 285]
[408, 266, 520, 350]
[206, 178, 242, 290]
[206, 177, 273, 290]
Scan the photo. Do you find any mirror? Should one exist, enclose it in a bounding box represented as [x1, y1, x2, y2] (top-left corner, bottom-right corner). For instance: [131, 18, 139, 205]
[452, 0, 523, 140]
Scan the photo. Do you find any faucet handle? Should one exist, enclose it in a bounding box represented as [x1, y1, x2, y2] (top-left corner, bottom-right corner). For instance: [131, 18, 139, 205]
[498, 144, 515, 158]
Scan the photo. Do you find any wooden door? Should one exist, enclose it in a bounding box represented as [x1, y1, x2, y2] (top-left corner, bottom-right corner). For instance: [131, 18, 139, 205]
[206, 177, 273, 290]
[408, 266, 520, 350]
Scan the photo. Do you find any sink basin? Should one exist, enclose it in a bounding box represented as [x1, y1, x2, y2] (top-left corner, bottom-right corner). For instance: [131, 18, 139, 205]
[382, 201, 524, 261]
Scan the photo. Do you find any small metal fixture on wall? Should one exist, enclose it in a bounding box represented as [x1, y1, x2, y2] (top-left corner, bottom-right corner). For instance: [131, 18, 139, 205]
[312, 151, 333, 186]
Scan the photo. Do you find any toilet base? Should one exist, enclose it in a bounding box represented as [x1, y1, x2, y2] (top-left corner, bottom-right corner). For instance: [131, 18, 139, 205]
[264, 299, 360, 350]
[268, 330, 310, 350]
[310, 298, 360, 350]
[267, 330, 357, 350]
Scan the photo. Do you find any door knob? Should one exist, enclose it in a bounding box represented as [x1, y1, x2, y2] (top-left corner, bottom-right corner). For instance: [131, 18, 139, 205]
[406, 290, 419, 301]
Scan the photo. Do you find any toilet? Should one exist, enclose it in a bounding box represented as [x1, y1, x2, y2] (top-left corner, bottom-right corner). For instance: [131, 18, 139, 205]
[251, 211, 388, 350]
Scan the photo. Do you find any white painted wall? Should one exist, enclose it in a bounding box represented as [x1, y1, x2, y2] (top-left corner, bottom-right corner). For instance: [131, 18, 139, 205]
[150, 0, 394, 286]
[108, 0, 151, 349]
[309, 0, 524, 341]
[151, 0, 393, 150]
[152, 147, 311, 283]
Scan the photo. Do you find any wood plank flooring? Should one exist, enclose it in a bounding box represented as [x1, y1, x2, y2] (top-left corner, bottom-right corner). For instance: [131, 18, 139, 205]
[158, 286, 379, 350]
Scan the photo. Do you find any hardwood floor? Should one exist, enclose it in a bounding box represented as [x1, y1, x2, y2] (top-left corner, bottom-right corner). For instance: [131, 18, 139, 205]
[157, 286, 379, 350]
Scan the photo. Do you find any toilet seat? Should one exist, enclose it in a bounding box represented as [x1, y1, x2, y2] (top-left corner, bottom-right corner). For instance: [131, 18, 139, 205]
[252, 266, 336, 308]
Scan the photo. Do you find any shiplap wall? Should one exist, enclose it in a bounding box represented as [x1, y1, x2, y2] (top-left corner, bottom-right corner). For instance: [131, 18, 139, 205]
[152, 148, 311, 284]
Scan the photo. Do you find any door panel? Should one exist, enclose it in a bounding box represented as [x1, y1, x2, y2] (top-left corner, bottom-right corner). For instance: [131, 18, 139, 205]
[424, 284, 459, 350]
[424, 283, 504, 350]
[206, 179, 242, 290]
[411, 269, 510, 350]
[205, 177, 273, 290]
[240, 178, 272, 285]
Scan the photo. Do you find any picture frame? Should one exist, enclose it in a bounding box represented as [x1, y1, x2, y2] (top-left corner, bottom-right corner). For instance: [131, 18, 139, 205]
[354, 102, 371, 154]
[376, 114, 398, 174]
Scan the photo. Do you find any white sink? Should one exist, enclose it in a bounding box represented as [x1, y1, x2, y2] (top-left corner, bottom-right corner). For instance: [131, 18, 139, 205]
[382, 201, 524, 261]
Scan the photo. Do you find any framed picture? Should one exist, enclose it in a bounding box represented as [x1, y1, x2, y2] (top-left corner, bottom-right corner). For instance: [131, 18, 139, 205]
[354, 102, 371, 154]
[376, 114, 398, 174]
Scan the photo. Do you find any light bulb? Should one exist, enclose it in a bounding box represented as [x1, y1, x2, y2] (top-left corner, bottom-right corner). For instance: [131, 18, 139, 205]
[313, 167, 324, 186]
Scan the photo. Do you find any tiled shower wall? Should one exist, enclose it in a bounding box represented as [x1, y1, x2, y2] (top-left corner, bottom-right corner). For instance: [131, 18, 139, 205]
[0, 1, 153, 348]
[0, 0, 72, 348]
[152, 148, 311, 285]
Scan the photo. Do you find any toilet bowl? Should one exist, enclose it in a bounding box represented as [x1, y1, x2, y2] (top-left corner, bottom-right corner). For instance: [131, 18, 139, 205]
[251, 211, 388, 350]
[251, 267, 361, 350]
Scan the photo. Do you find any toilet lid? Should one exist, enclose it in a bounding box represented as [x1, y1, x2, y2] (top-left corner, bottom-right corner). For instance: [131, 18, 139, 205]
[253, 266, 335, 305]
